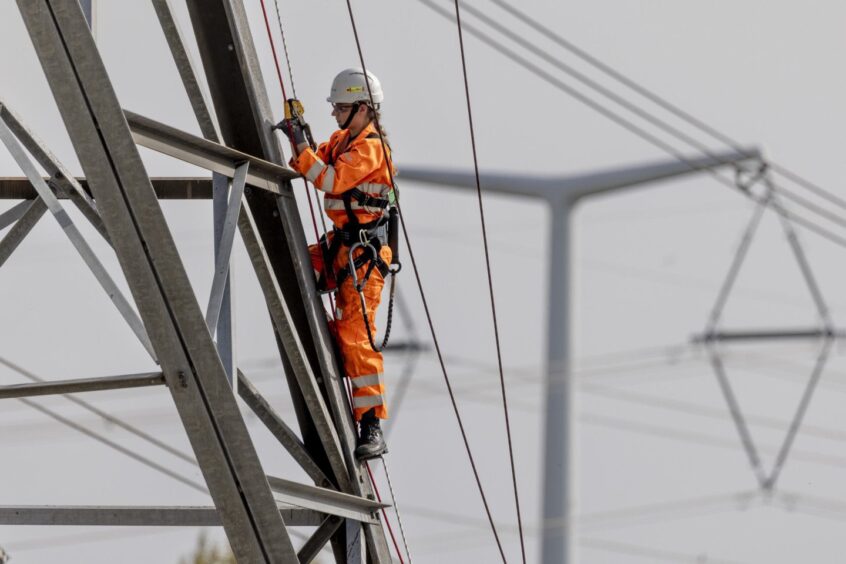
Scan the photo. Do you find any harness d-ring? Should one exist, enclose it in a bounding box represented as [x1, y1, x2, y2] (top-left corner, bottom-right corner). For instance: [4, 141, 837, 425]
[348, 241, 379, 292]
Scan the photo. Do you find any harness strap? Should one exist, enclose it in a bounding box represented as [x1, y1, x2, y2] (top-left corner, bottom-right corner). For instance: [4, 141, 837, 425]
[316, 217, 390, 291]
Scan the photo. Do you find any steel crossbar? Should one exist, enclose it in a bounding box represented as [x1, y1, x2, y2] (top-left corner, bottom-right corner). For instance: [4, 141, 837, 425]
[0, 372, 164, 399]
[125, 110, 297, 193]
[0, 506, 322, 527]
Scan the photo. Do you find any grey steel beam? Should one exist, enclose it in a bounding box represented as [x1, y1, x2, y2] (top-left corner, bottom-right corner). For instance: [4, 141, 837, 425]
[267, 475, 387, 525]
[0, 103, 109, 242]
[237, 370, 332, 488]
[238, 202, 351, 490]
[0, 177, 214, 200]
[206, 161, 247, 334]
[213, 172, 236, 386]
[0, 119, 156, 360]
[184, 1, 391, 559]
[17, 2, 297, 561]
[151, 0, 235, 388]
[0, 200, 32, 230]
[150, 0, 221, 142]
[0, 372, 164, 399]
[0, 506, 322, 527]
[0, 197, 46, 267]
[125, 110, 297, 193]
[298, 516, 343, 564]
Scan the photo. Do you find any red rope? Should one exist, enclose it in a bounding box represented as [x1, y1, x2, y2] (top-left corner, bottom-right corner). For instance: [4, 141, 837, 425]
[257, 0, 335, 314]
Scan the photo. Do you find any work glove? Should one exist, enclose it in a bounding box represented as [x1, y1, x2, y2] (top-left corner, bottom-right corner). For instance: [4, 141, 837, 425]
[275, 118, 307, 147]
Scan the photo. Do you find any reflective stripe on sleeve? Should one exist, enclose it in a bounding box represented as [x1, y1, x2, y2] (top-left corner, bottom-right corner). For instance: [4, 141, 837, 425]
[350, 373, 384, 389]
[319, 166, 336, 192]
[305, 161, 324, 182]
[352, 395, 385, 409]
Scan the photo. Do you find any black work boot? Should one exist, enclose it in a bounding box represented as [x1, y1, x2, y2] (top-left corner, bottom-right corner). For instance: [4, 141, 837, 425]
[355, 410, 388, 460]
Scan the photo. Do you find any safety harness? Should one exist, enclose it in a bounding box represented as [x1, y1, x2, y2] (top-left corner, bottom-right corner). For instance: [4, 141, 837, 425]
[316, 131, 401, 353]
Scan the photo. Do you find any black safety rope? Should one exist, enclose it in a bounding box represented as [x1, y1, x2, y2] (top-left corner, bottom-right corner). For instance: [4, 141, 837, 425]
[451, 1, 526, 561]
[350, 251, 398, 353]
[343, 1, 508, 562]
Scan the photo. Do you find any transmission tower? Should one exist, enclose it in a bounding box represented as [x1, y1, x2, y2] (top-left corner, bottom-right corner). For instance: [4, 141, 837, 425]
[0, 1, 394, 562]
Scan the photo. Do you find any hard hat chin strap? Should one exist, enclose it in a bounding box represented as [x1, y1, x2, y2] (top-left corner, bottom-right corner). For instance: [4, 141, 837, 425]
[340, 102, 363, 130]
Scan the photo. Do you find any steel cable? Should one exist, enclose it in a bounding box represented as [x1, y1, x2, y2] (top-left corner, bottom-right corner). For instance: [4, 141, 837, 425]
[343, 1, 508, 561]
[450, 0, 525, 561]
[489, 0, 846, 215]
[418, 0, 846, 251]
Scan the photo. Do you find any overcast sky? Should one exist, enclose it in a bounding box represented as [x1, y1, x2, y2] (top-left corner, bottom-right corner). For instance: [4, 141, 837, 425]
[2, 1, 846, 563]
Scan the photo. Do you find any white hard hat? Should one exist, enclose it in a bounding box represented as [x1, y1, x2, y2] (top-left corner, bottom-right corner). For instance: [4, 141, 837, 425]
[326, 68, 383, 106]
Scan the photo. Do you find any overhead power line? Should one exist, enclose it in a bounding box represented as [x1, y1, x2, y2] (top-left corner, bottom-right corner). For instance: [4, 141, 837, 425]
[417, 0, 846, 251]
[488, 0, 846, 215]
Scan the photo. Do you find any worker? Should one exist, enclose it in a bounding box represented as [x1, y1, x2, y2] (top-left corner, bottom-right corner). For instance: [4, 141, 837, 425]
[282, 68, 395, 460]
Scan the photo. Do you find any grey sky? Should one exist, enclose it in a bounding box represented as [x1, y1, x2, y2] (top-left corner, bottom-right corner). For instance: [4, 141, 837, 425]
[2, 1, 846, 562]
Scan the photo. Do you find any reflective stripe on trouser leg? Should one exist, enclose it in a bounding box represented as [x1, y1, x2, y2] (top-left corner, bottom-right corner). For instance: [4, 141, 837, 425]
[334, 245, 392, 421]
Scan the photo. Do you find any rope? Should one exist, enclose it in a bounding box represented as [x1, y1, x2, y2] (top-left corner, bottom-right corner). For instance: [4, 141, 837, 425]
[357, 266, 397, 352]
[364, 461, 407, 563]
[380, 455, 414, 563]
[271, 0, 298, 99]
[257, 0, 335, 313]
[341, 369, 407, 564]
[343, 2, 509, 562]
[450, 1, 525, 561]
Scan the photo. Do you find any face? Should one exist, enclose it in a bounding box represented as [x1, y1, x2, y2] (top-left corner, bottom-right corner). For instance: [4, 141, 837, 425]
[331, 102, 367, 130]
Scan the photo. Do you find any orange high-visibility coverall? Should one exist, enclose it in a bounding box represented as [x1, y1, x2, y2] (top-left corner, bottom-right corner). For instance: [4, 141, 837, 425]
[292, 122, 394, 421]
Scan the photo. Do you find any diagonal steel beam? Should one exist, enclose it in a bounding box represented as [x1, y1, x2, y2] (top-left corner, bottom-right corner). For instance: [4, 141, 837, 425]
[0, 200, 31, 230]
[16, 1, 298, 561]
[298, 516, 343, 564]
[150, 0, 221, 143]
[0, 119, 156, 359]
[0, 102, 110, 243]
[238, 202, 351, 491]
[0, 197, 46, 268]
[237, 370, 331, 488]
[206, 161, 247, 334]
